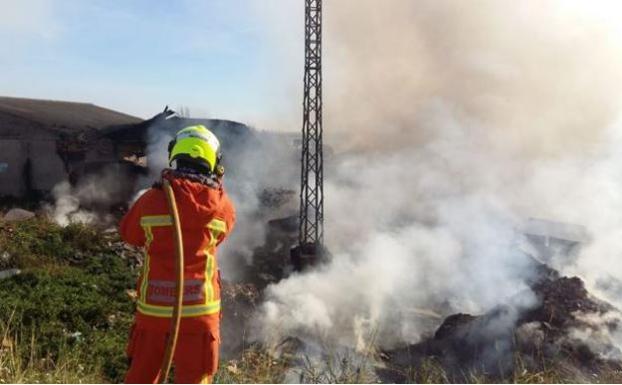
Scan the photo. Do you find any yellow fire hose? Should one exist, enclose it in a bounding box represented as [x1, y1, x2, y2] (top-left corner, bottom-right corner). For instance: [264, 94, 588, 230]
[159, 179, 185, 384]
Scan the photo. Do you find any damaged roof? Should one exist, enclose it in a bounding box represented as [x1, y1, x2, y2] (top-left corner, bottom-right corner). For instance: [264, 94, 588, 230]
[521, 217, 589, 243]
[101, 109, 255, 148]
[0, 96, 141, 135]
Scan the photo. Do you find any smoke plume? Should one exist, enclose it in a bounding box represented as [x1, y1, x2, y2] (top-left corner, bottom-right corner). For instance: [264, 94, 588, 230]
[45, 168, 123, 227]
[324, 0, 622, 156]
[46, 181, 97, 227]
[255, 0, 622, 356]
[142, 117, 299, 280]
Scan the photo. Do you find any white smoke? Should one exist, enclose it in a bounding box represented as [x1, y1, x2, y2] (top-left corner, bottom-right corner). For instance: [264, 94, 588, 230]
[45, 181, 97, 227]
[567, 310, 622, 360]
[46, 169, 142, 228]
[45, 169, 119, 227]
[140, 119, 175, 185]
[253, 0, 622, 355]
[141, 116, 299, 280]
[257, 125, 542, 349]
[218, 130, 298, 271]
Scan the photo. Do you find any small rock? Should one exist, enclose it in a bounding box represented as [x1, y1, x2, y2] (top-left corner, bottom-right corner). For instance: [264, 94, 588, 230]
[3, 208, 35, 222]
[0, 269, 20, 280]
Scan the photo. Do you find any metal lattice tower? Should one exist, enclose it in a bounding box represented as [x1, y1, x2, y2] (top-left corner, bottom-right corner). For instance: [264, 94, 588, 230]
[299, 0, 324, 248]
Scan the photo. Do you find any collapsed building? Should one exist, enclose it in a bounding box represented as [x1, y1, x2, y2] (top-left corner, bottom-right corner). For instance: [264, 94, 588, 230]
[0, 96, 298, 206]
[0, 96, 141, 197]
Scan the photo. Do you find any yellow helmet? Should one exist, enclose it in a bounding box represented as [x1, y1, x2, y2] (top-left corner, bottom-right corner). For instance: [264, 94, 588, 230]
[168, 125, 221, 172]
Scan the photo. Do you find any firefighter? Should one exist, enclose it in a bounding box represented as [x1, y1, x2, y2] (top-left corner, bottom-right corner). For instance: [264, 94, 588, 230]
[121, 125, 236, 384]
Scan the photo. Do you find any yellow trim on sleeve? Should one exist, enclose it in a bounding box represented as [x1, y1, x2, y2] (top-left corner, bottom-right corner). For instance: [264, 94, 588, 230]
[140, 215, 173, 227]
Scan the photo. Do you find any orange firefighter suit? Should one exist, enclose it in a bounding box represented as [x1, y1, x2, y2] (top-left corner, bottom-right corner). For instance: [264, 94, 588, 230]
[120, 170, 235, 383]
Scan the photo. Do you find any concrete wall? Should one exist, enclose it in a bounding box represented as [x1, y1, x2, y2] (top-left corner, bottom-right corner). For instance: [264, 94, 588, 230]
[0, 112, 141, 198]
[0, 138, 68, 197]
[29, 140, 68, 191]
[0, 140, 27, 196]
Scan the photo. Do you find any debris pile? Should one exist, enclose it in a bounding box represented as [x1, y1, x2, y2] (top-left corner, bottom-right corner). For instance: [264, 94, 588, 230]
[380, 265, 622, 382]
[221, 281, 261, 358]
[236, 215, 298, 290]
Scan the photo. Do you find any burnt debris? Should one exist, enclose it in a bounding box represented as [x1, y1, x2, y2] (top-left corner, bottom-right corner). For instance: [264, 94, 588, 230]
[381, 261, 622, 382]
[0, 96, 141, 199]
[0, 98, 277, 211]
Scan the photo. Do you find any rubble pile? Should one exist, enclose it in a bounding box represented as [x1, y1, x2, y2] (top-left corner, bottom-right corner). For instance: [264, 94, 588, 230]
[227, 190, 622, 382]
[235, 215, 298, 290]
[380, 266, 622, 382]
[221, 281, 261, 358]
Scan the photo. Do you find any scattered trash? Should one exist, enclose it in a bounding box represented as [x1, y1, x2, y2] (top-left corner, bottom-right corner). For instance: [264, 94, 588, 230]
[126, 289, 138, 300]
[68, 331, 83, 341]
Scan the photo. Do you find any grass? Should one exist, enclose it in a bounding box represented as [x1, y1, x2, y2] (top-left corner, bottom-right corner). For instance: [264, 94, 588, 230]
[0, 216, 294, 384]
[1, 216, 621, 384]
[214, 349, 290, 384]
[0, 217, 136, 383]
[383, 351, 622, 384]
[0, 218, 114, 269]
[0, 312, 105, 384]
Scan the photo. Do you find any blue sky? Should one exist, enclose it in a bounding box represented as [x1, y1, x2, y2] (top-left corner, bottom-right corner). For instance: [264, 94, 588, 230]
[0, 0, 302, 128]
